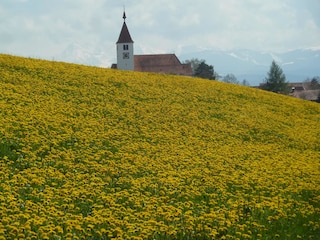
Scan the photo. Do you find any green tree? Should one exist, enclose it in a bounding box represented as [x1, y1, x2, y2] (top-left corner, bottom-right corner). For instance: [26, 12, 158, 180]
[241, 79, 250, 86]
[183, 58, 205, 76]
[303, 76, 320, 90]
[310, 76, 320, 89]
[263, 60, 290, 94]
[194, 61, 217, 80]
[222, 74, 239, 84]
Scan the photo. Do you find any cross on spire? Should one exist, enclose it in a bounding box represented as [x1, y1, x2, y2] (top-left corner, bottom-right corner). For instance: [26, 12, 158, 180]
[123, 7, 126, 21]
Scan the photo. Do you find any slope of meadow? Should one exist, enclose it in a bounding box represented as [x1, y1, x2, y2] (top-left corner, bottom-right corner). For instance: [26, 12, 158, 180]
[0, 54, 319, 240]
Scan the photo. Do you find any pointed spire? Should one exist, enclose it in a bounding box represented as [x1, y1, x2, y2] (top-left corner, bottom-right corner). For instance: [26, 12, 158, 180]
[116, 10, 134, 43]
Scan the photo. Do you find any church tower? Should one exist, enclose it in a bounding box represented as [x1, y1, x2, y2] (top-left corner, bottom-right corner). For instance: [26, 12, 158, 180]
[116, 11, 134, 70]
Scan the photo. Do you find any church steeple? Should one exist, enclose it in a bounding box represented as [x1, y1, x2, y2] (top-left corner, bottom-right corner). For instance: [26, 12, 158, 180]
[116, 11, 134, 44]
[116, 10, 134, 70]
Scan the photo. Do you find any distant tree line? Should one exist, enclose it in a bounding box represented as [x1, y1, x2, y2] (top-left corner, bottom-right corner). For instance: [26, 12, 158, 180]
[305, 76, 320, 103]
[183, 58, 250, 86]
[184, 58, 319, 102]
[262, 61, 320, 102]
[184, 58, 218, 80]
[221, 74, 250, 86]
[304, 76, 320, 90]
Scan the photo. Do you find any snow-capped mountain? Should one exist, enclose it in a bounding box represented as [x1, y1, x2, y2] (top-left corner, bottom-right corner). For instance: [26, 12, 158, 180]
[56, 43, 319, 86]
[179, 48, 320, 86]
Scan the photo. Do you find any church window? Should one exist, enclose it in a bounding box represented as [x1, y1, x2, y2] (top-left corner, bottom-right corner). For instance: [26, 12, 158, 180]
[123, 45, 129, 50]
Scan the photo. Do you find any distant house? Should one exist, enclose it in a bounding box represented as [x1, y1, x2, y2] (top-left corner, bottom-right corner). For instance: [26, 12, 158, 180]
[256, 81, 320, 102]
[289, 82, 320, 101]
[111, 11, 192, 76]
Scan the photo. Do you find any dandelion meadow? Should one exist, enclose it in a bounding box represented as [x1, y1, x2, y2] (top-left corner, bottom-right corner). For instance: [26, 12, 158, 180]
[0, 54, 319, 239]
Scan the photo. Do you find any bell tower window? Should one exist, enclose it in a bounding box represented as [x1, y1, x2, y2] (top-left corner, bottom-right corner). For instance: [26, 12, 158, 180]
[123, 44, 129, 50]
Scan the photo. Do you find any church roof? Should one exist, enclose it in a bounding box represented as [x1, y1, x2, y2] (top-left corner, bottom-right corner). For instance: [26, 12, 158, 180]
[134, 54, 193, 76]
[116, 12, 134, 44]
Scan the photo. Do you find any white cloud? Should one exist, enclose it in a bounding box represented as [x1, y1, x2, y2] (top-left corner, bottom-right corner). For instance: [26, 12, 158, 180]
[0, 0, 319, 66]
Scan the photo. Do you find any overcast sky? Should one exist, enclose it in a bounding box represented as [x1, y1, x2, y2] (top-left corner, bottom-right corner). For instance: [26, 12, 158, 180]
[1, 0, 319, 66]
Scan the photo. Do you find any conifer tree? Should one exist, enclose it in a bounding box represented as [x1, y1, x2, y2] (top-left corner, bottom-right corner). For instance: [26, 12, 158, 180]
[194, 61, 216, 80]
[263, 60, 290, 94]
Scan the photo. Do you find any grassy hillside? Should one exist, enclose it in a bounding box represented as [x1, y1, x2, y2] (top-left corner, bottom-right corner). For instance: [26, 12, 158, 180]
[0, 54, 319, 240]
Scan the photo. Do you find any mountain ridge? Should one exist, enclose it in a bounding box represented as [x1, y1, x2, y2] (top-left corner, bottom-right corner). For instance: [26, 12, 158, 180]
[179, 48, 320, 85]
[55, 44, 319, 86]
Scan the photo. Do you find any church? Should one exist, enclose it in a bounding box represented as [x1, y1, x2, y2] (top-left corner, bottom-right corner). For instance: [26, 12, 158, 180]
[111, 11, 192, 76]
